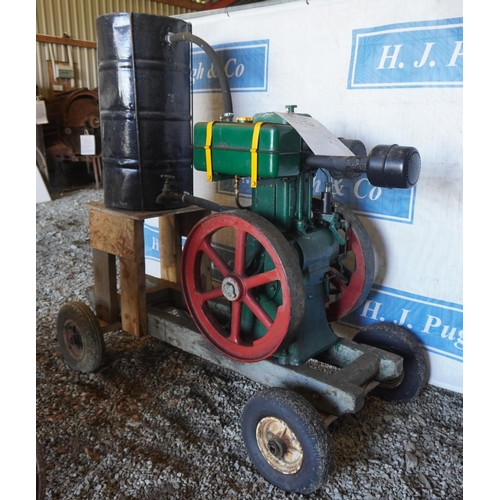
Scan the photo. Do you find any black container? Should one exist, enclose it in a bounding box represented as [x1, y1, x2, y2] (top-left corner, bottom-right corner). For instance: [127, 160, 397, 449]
[97, 13, 192, 211]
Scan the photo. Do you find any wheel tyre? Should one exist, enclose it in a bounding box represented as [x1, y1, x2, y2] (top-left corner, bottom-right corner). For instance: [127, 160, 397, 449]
[241, 387, 334, 494]
[354, 323, 430, 402]
[56, 301, 105, 373]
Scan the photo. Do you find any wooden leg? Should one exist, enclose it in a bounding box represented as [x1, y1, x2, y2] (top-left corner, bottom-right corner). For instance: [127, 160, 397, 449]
[159, 214, 182, 284]
[119, 256, 147, 337]
[92, 249, 119, 324]
[92, 157, 101, 188]
[158, 209, 210, 289]
[89, 209, 147, 337]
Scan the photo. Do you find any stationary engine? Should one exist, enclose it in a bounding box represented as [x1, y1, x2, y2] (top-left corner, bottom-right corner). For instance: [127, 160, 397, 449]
[165, 112, 420, 365]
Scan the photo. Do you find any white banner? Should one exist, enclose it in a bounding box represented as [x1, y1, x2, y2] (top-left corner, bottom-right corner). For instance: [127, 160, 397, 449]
[145, 0, 463, 392]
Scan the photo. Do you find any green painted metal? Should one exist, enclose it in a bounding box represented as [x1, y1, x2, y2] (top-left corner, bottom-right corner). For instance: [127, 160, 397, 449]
[192, 112, 357, 365]
[240, 234, 283, 341]
[276, 282, 339, 366]
[192, 120, 301, 180]
[251, 178, 297, 231]
[251, 171, 316, 233]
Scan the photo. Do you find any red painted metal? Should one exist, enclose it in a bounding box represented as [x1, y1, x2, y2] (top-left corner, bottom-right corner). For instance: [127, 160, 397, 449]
[181, 211, 298, 362]
[325, 203, 375, 321]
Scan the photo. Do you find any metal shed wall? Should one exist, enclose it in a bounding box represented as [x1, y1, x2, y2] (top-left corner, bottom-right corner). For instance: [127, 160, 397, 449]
[36, 0, 194, 98]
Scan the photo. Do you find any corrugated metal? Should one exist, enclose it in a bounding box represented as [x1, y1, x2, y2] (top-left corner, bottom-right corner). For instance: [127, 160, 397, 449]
[36, 0, 194, 98]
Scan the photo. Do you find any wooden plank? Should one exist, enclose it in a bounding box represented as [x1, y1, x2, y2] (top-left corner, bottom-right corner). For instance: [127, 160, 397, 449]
[147, 305, 368, 416]
[144, 275, 176, 303]
[159, 214, 182, 283]
[151, 0, 239, 11]
[89, 210, 142, 260]
[85, 201, 206, 221]
[317, 339, 403, 382]
[202, 0, 240, 11]
[156, 280, 182, 292]
[120, 257, 147, 337]
[87, 276, 176, 310]
[36, 34, 96, 49]
[92, 249, 119, 324]
[88, 206, 147, 337]
[150, 0, 204, 11]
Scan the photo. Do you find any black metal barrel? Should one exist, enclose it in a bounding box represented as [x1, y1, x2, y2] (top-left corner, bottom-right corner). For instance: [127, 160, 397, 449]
[97, 12, 192, 211]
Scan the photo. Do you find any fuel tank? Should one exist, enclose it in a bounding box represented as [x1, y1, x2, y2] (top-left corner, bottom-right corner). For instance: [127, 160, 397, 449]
[97, 12, 192, 211]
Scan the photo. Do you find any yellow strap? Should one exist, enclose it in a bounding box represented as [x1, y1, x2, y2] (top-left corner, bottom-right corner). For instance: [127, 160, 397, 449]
[205, 121, 214, 182]
[250, 122, 263, 188]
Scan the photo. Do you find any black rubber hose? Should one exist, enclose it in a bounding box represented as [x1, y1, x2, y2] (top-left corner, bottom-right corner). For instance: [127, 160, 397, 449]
[167, 32, 233, 116]
[180, 193, 235, 212]
[156, 191, 235, 212]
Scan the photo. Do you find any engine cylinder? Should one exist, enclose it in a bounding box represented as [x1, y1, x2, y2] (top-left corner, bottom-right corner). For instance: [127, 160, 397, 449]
[97, 12, 192, 211]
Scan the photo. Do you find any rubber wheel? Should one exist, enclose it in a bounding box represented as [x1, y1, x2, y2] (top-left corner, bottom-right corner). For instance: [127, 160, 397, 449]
[241, 387, 334, 494]
[56, 301, 104, 373]
[354, 323, 430, 402]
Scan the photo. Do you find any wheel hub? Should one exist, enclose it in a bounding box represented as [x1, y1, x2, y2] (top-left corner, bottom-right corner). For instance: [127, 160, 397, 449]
[267, 437, 286, 459]
[63, 320, 84, 361]
[221, 276, 243, 301]
[256, 417, 304, 474]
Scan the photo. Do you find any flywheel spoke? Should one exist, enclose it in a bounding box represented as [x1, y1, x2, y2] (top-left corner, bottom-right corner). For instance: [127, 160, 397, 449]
[330, 275, 348, 294]
[244, 294, 274, 330]
[229, 301, 245, 344]
[200, 238, 231, 278]
[197, 287, 224, 304]
[244, 268, 280, 290]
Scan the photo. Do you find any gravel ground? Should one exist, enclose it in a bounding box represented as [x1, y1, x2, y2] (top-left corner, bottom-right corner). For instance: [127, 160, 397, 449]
[36, 187, 463, 500]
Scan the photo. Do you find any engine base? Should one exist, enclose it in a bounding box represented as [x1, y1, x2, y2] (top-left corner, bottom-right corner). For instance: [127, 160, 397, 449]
[275, 282, 339, 366]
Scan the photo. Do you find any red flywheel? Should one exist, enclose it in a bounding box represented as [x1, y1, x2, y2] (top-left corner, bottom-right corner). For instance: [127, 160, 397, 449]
[325, 201, 375, 321]
[181, 210, 305, 362]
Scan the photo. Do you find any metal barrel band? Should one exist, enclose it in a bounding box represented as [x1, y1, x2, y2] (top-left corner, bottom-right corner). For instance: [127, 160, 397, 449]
[205, 121, 215, 182]
[250, 122, 264, 188]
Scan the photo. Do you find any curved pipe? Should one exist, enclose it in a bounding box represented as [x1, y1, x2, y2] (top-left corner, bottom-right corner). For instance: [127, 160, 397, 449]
[156, 190, 235, 212]
[166, 32, 233, 119]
